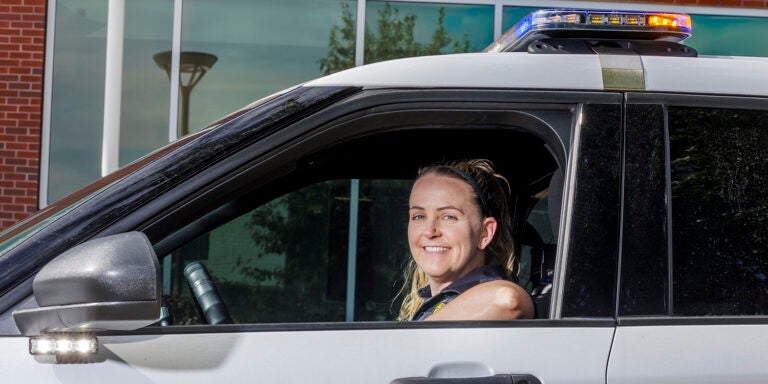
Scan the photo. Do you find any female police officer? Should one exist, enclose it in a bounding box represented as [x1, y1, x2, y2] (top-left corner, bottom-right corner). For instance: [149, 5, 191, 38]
[398, 159, 534, 321]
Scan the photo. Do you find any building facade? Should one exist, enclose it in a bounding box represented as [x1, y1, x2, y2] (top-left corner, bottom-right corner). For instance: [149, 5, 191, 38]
[1, 0, 767, 231]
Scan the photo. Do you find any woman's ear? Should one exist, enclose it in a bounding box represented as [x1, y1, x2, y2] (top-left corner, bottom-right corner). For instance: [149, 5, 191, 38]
[479, 217, 498, 250]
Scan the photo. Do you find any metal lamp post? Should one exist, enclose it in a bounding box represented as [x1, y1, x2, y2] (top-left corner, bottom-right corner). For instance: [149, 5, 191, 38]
[154, 51, 217, 137]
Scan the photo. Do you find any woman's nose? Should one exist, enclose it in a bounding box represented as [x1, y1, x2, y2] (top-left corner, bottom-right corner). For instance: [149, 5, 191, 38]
[423, 219, 441, 237]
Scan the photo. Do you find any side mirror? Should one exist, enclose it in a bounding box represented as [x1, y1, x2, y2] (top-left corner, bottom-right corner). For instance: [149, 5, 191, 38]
[13, 231, 161, 336]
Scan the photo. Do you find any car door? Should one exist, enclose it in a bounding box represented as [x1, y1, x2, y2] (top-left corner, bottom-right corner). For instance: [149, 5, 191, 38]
[608, 95, 768, 383]
[0, 87, 622, 383]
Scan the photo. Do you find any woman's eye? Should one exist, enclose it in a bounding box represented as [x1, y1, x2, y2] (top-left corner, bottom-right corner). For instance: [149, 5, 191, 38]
[411, 214, 425, 221]
[442, 214, 458, 221]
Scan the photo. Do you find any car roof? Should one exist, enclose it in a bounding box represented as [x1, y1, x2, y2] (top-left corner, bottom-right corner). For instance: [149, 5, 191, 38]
[305, 51, 768, 98]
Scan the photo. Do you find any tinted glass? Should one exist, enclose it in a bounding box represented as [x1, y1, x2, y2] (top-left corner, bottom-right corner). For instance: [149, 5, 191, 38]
[561, 104, 622, 318]
[669, 106, 768, 316]
[619, 104, 668, 316]
[364, 1, 493, 64]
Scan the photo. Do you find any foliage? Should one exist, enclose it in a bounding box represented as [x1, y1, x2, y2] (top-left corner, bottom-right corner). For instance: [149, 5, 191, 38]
[320, 2, 470, 75]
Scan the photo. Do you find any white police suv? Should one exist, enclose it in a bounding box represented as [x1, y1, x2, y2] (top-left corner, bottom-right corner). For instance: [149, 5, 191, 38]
[0, 8, 767, 384]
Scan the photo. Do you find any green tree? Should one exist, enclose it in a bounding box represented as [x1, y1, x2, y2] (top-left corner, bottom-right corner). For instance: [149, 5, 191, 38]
[320, 2, 470, 75]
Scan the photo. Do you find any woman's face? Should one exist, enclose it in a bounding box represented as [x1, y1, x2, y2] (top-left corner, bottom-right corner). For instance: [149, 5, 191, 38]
[408, 173, 496, 291]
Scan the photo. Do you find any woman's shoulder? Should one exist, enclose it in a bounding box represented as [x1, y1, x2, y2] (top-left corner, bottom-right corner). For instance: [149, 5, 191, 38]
[426, 279, 535, 321]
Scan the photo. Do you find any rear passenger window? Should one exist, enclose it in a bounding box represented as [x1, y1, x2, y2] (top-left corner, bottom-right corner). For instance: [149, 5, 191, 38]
[668, 106, 768, 316]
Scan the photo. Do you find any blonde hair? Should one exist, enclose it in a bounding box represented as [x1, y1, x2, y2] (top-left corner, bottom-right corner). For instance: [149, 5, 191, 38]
[396, 159, 517, 321]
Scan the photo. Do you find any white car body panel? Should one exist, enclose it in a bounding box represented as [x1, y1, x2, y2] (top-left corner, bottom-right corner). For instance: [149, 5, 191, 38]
[609, 324, 768, 384]
[642, 55, 768, 96]
[306, 52, 768, 98]
[1, 327, 614, 383]
[0, 327, 614, 384]
[305, 53, 606, 91]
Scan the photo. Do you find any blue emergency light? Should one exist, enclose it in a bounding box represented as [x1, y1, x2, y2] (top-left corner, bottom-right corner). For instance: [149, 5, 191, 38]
[485, 9, 693, 53]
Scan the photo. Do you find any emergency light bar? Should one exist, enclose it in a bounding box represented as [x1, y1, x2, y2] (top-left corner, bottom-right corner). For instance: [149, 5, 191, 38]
[485, 9, 693, 53]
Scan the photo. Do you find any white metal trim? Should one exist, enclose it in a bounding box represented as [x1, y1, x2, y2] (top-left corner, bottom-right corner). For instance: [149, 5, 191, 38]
[551, 103, 583, 319]
[38, 0, 58, 208]
[345, 179, 360, 322]
[168, 0, 183, 143]
[355, 0, 366, 66]
[101, 0, 125, 176]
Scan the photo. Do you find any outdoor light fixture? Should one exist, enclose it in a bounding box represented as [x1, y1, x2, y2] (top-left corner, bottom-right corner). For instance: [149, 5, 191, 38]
[154, 51, 218, 137]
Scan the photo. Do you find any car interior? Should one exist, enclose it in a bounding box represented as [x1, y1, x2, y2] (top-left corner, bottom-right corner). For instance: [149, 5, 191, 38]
[149, 124, 564, 325]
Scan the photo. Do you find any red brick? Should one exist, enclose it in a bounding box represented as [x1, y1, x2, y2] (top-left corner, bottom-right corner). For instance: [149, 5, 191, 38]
[14, 181, 36, 189]
[10, 36, 32, 44]
[19, 90, 40, 97]
[0, 14, 22, 22]
[5, 142, 28, 150]
[12, 6, 35, 13]
[17, 120, 39, 128]
[10, 21, 35, 29]
[5, 127, 26, 135]
[0, 28, 20, 36]
[5, 157, 27, 165]
[22, 28, 44, 37]
[15, 150, 37, 159]
[17, 132, 38, 139]
[2, 173, 25, 181]
[21, 13, 44, 22]
[15, 197, 37, 205]
[3, 188, 26, 196]
[18, 105, 38, 112]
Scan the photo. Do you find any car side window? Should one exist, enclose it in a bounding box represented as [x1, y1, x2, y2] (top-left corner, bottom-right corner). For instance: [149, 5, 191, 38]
[161, 179, 412, 324]
[668, 106, 768, 316]
[161, 176, 560, 325]
[147, 105, 576, 325]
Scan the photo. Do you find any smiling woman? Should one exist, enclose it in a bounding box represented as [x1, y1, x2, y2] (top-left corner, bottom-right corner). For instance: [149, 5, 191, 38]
[400, 159, 535, 321]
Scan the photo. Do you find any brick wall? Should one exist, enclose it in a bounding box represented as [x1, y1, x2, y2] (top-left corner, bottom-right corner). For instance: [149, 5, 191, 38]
[0, 0, 45, 231]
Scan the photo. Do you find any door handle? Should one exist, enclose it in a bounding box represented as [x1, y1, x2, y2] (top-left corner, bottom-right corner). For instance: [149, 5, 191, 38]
[391, 374, 541, 384]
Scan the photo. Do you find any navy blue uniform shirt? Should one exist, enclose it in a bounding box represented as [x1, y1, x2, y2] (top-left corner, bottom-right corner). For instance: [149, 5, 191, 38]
[411, 264, 507, 321]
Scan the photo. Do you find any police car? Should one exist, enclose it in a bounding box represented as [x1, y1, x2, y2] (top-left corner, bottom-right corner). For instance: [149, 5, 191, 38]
[1, 8, 767, 384]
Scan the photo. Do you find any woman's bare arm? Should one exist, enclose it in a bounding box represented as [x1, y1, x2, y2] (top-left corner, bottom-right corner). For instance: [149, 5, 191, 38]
[425, 280, 535, 321]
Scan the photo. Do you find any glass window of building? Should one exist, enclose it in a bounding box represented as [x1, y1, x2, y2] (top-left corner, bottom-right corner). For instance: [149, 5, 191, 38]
[48, 0, 172, 202]
[179, 0, 356, 137]
[364, 1, 493, 64]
